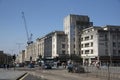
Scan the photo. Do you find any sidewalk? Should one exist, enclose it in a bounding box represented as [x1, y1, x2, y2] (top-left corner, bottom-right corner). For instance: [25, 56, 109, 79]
[0, 69, 27, 80]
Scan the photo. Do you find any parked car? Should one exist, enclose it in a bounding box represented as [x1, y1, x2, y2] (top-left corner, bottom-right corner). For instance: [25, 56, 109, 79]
[67, 63, 85, 73]
[28, 63, 34, 68]
[0, 64, 4, 68]
[44, 63, 52, 69]
[73, 65, 85, 73]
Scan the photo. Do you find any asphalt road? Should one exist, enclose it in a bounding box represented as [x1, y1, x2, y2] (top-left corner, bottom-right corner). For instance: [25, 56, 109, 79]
[22, 74, 44, 80]
[16, 66, 120, 80]
[27, 69, 104, 80]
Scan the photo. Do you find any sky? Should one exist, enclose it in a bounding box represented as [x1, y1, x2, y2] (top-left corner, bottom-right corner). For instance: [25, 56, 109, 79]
[0, 0, 120, 54]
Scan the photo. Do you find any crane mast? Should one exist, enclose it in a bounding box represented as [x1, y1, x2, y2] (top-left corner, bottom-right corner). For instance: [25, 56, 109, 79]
[21, 12, 33, 45]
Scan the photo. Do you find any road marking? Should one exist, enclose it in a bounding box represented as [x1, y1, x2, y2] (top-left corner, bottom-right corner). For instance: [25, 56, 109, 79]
[19, 73, 29, 80]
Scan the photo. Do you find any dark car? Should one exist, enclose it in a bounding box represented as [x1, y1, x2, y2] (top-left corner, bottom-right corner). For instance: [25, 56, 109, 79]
[28, 63, 34, 68]
[0, 64, 4, 68]
[44, 64, 52, 69]
[73, 65, 85, 73]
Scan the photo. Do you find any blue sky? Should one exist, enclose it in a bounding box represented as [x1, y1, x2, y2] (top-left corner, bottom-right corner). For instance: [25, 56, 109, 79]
[0, 0, 120, 54]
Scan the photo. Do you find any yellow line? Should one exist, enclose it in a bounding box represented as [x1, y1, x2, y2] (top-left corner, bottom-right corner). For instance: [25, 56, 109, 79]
[19, 73, 29, 80]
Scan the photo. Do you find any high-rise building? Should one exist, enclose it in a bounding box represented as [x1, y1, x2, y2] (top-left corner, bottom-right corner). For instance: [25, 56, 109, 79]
[64, 14, 93, 55]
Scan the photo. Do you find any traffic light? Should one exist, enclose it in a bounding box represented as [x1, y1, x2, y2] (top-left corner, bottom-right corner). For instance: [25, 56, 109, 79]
[13, 54, 16, 61]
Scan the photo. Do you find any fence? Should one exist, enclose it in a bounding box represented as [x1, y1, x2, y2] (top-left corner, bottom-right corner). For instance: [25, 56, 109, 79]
[84, 66, 120, 80]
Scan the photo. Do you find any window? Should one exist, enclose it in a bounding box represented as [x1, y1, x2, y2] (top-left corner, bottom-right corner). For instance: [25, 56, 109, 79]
[85, 36, 89, 40]
[73, 38, 75, 42]
[81, 44, 83, 48]
[85, 50, 89, 54]
[118, 50, 120, 56]
[85, 43, 89, 47]
[81, 38, 83, 41]
[74, 51, 75, 54]
[91, 42, 93, 47]
[91, 50, 93, 54]
[105, 49, 108, 56]
[113, 42, 116, 47]
[99, 43, 104, 45]
[62, 44, 65, 48]
[62, 37, 66, 42]
[62, 50, 66, 54]
[105, 34, 108, 40]
[91, 35, 93, 39]
[81, 51, 83, 54]
[105, 42, 108, 47]
[118, 42, 120, 47]
[113, 50, 116, 56]
[74, 44, 75, 48]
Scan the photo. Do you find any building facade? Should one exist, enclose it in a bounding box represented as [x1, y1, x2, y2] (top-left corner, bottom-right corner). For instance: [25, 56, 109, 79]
[0, 51, 12, 65]
[81, 25, 120, 66]
[42, 31, 67, 58]
[36, 37, 45, 59]
[25, 42, 37, 63]
[64, 14, 93, 55]
[19, 14, 120, 66]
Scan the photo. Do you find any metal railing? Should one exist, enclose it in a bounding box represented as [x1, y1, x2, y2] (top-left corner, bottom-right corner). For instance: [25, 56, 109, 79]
[83, 66, 120, 80]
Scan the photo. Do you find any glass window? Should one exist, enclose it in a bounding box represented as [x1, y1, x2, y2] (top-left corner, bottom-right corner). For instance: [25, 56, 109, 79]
[62, 44, 65, 48]
[62, 50, 66, 54]
[91, 35, 93, 39]
[113, 50, 116, 56]
[85, 50, 89, 54]
[81, 44, 83, 48]
[81, 38, 83, 41]
[91, 50, 93, 54]
[118, 50, 120, 56]
[62, 37, 66, 42]
[85, 43, 89, 47]
[81, 51, 83, 54]
[113, 42, 116, 47]
[91, 42, 93, 47]
[85, 36, 89, 40]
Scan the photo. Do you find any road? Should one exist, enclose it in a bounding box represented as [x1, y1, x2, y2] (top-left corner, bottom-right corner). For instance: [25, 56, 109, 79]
[16, 66, 120, 80]
[20, 68, 105, 80]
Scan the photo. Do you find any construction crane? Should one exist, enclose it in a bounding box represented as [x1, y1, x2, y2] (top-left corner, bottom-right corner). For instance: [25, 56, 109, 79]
[21, 12, 33, 45]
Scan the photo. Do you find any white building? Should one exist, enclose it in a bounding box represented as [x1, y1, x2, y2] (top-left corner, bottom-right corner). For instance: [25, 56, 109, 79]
[25, 42, 37, 63]
[36, 37, 45, 59]
[16, 50, 25, 63]
[81, 25, 120, 66]
[36, 31, 68, 59]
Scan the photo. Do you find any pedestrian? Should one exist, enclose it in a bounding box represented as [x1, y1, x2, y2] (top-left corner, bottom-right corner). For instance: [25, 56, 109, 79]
[7, 64, 9, 69]
[3, 64, 6, 69]
[67, 62, 73, 72]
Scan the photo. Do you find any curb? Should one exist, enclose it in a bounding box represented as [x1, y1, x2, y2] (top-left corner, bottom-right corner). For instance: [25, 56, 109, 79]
[16, 72, 28, 80]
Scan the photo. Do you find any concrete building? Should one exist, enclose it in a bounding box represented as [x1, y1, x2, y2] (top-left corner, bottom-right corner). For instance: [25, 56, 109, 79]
[36, 31, 67, 59]
[0, 51, 12, 65]
[64, 14, 93, 55]
[81, 25, 120, 66]
[36, 37, 45, 59]
[25, 42, 37, 63]
[16, 50, 25, 63]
